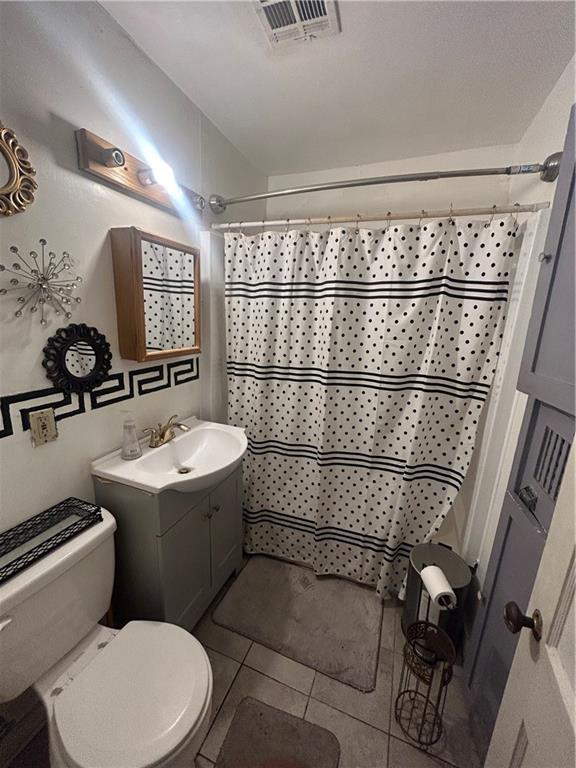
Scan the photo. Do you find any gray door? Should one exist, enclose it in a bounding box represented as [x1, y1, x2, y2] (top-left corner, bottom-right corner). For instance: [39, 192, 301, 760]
[465, 105, 575, 759]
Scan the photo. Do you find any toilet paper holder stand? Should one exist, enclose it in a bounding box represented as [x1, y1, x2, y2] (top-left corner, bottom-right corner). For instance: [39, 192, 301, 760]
[402, 543, 472, 653]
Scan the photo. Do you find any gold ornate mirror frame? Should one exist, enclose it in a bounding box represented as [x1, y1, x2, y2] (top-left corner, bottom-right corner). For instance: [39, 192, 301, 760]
[0, 122, 37, 216]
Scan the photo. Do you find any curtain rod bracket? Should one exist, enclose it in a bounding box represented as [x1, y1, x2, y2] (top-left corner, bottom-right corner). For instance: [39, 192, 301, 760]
[540, 152, 562, 182]
[209, 194, 227, 214]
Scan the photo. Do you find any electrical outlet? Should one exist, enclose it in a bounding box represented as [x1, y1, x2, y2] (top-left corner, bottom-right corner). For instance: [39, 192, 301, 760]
[29, 408, 58, 446]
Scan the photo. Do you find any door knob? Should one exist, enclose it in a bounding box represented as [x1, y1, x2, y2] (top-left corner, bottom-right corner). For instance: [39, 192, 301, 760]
[504, 602, 543, 641]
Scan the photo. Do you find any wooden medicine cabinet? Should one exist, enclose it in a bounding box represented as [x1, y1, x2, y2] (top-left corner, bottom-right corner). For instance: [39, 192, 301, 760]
[110, 227, 200, 362]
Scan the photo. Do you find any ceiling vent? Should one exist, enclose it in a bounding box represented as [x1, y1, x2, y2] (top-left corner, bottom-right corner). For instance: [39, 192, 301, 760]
[255, 0, 340, 48]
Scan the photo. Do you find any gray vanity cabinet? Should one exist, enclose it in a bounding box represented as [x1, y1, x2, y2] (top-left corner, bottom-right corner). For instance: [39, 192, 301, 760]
[210, 471, 244, 594]
[93, 467, 243, 631]
[157, 497, 212, 629]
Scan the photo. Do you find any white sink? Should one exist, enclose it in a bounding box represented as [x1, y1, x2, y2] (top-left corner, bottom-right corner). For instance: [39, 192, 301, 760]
[91, 417, 247, 494]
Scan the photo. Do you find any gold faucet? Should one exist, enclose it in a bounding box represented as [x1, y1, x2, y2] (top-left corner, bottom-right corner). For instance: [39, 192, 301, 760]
[143, 414, 191, 448]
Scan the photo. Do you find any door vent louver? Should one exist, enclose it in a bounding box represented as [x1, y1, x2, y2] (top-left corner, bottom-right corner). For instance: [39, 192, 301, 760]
[534, 426, 571, 500]
[256, 0, 340, 47]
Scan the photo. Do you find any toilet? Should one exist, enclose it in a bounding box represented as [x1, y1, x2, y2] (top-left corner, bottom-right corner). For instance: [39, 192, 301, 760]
[0, 508, 213, 768]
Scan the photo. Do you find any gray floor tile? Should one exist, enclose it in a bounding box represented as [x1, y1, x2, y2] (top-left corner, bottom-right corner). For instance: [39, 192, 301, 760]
[391, 654, 482, 768]
[305, 698, 389, 768]
[205, 647, 240, 720]
[194, 612, 252, 663]
[200, 666, 308, 763]
[394, 606, 406, 653]
[244, 642, 315, 694]
[311, 647, 395, 732]
[389, 736, 449, 768]
[381, 601, 400, 652]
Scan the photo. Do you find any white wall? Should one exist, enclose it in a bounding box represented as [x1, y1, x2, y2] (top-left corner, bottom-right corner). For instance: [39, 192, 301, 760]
[0, 1, 265, 530]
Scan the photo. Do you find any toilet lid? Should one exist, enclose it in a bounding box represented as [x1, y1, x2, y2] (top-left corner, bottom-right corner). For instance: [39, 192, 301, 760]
[54, 621, 211, 768]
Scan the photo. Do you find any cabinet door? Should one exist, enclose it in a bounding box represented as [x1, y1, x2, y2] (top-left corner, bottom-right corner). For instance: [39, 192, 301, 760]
[210, 471, 243, 594]
[157, 498, 212, 630]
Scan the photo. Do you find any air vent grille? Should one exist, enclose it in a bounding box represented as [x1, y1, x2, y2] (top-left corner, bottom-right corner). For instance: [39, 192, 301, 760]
[296, 0, 328, 21]
[262, 1, 296, 30]
[534, 426, 571, 500]
[256, 0, 339, 48]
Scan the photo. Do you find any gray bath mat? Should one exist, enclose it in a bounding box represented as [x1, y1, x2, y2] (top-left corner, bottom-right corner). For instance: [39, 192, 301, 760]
[215, 697, 340, 768]
[213, 556, 383, 691]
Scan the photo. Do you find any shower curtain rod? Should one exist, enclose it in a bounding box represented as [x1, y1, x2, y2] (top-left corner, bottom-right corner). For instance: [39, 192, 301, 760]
[208, 152, 562, 214]
[210, 201, 550, 230]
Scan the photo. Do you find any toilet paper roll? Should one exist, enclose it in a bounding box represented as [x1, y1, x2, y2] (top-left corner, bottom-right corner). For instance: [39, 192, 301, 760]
[420, 565, 457, 610]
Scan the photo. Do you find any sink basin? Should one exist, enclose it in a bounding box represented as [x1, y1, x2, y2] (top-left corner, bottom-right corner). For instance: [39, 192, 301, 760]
[91, 417, 247, 494]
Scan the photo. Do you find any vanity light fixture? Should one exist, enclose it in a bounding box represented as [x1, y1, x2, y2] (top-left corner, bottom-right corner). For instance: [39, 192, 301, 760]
[76, 128, 205, 215]
[0, 239, 83, 326]
[137, 167, 156, 187]
[99, 146, 126, 168]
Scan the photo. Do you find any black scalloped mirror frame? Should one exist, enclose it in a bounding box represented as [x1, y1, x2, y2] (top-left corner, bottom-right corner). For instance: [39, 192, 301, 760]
[42, 323, 112, 393]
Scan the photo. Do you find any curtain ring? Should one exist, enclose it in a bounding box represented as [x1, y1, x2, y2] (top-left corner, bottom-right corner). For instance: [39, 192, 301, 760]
[384, 211, 392, 234]
[449, 202, 455, 225]
[284, 218, 290, 235]
[238, 221, 244, 236]
[417, 210, 426, 229]
[512, 202, 520, 234]
[484, 205, 497, 229]
[261, 220, 265, 235]
[306, 217, 312, 233]
[355, 213, 361, 235]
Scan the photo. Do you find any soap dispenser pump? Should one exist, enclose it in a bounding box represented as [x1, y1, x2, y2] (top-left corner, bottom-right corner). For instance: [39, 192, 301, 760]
[121, 411, 142, 460]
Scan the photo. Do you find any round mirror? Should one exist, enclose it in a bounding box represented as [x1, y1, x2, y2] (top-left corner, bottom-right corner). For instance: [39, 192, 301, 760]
[42, 323, 112, 393]
[64, 341, 97, 378]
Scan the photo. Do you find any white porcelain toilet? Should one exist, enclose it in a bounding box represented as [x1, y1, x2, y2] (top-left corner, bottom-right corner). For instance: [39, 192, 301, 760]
[0, 508, 213, 768]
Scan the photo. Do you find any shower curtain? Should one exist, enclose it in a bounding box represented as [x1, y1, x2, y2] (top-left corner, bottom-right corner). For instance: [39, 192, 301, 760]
[225, 217, 519, 596]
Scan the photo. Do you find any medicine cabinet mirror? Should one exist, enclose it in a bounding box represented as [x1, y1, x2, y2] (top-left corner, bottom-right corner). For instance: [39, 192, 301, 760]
[110, 227, 200, 362]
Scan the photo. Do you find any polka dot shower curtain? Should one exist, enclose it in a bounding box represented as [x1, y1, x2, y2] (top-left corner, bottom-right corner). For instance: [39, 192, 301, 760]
[225, 217, 519, 596]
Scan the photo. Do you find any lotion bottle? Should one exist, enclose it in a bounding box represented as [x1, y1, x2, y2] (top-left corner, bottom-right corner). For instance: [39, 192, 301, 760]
[121, 411, 142, 460]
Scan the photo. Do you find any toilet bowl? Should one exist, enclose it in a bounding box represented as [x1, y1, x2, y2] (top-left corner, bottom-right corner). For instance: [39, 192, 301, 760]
[48, 621, 212, 768]
[0, 507, 212, 767]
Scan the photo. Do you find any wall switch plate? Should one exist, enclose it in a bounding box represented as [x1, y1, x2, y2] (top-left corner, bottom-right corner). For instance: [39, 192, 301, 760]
[29, 408, 58, 446]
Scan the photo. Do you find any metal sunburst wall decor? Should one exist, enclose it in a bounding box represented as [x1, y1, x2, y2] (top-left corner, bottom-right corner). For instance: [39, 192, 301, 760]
[0, 239, 83, 326]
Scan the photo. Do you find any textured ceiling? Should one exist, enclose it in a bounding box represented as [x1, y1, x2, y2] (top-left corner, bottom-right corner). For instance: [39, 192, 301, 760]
[103, 1, 574, 175]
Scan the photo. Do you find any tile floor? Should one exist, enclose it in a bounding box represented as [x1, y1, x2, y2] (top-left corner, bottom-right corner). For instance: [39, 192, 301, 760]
[193, 594, 483, 768]
[9, 585, 483, 768]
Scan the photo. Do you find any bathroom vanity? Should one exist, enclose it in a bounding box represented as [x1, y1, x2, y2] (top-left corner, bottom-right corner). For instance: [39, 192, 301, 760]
[91, 417, 247, 630]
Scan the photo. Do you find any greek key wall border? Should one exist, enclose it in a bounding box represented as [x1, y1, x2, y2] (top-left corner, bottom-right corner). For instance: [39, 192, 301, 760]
[0, 357, 199, 439]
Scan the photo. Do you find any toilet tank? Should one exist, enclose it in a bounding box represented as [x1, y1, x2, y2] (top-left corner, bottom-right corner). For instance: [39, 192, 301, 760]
[0, 508, 116, 701]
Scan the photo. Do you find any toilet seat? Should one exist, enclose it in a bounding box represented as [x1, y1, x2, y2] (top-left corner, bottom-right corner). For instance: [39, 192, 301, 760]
[53, 621, 212, 768]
